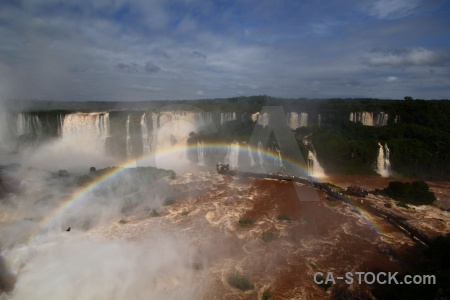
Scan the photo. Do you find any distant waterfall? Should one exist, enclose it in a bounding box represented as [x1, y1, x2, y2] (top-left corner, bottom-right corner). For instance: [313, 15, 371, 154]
[141, 113, 150, 154]
[376, 112, 389, 126]
[226, 142, 240, 169]
[257, 141, 264, 166]
[287, 112, 300, 129]
[307, 150, 325, 178]
[197, 141, 205, 166]
[126, 115, 132, 158]
[376, 143, 391, 177]
[247, 144, 255, 167]
[16, 113, 43, 137]
[257, 113, 269, 127]
[276, 149, 283, 167]
[299, 113, 308, 127]
[61, 112, 110, 152]
[220, 112, 236, 125]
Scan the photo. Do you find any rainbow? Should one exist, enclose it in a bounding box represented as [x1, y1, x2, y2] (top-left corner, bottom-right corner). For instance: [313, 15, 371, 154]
[27, 141, 383, 244]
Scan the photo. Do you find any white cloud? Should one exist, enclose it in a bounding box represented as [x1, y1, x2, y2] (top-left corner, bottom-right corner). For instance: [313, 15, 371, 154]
[368, 0, 422, 19]
[196, 90, 204, 95]
[366, 48, 441, 66]
[386, 76, 398, 82]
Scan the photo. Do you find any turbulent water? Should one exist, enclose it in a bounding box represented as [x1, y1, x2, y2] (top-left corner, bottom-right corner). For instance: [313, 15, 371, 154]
[2, 167, 447, 299]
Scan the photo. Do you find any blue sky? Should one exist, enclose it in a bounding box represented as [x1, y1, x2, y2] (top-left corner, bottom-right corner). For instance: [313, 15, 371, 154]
[0, 0, 449, 101]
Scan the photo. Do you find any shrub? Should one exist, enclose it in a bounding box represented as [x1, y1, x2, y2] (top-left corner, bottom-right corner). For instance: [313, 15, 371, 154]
[262, 291, 272, 299]
[277, 214, 291, 222]
[238, 218, 253, 226]
[384, 203, 392, 208]
[383, 181, 436, 205]
[118, 219, 128, 224]
[396, 201, 409, 209]
[181, 210, 189, 216]
[227, 273, 254, 291]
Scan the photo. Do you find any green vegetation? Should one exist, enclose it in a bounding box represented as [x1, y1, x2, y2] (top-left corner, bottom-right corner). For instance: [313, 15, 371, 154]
[262, 231, 275, 242]
[118, 219, 128, 224]
[181, 210, 189, 216]
[238, 218, 253, 226]
[262, 291, 272, 299]
[227, 273, 254, 291]
[384, 181, 436, 205]
[194, 98, 450, 179]
[396, 201, 410, 209]
[276, 214, 291, 222]
[384, 203, 392, 208]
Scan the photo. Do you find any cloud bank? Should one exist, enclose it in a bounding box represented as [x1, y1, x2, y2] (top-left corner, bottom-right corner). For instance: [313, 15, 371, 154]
[0, 0, 449, 100]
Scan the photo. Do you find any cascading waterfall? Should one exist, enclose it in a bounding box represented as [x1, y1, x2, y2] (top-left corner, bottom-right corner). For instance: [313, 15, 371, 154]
[287, 112, 300, 129]
[197, 141, 205, 166]
[141, 113, 150, 155]
[16, 113, 43, 137]
[61, 112, 110, 153]
[257, 113, 269, 127]
[299, 112, 308, 127]
[225, 142, 240, 169]
[126, 115, 132, 158]
[220, 112, 236, 125]
[307, 150, 325, 178]
[276, 149, 283, 167]
[257, 141, 264, 166]
[247, 144, 255, 167]
[376, 143, 391, 177]
[146, 111, 214, 169]
[376, 112, 389, 126]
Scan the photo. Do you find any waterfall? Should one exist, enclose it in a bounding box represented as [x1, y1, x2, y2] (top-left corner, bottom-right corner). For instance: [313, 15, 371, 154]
[197, 141, 205, 166]
[287, 112, 300, 129]
[361, 112, 373, 126]
[220, 112, 236, 125]
[307, 150, 325, 178]
[148, 111, 214, 169]
[141, 113, 150, 154]
[225, 141, 240, 169]
[299, 112, 308, 127]
[376, 143, 391, 177]
[247, 144, 255, 167]
[285, 112, 308, 129]
[257, 141, 264, 166]
[126, 115, 132, 158]
[276, 149, 283, 167]
[257, 113, 269, 127]
[350, 112, 380, 126]
[57, 114, 64, 136]
[377, 112, 389, 126]
[61, 112, 110, 153]
[16, 113, 43, 137]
